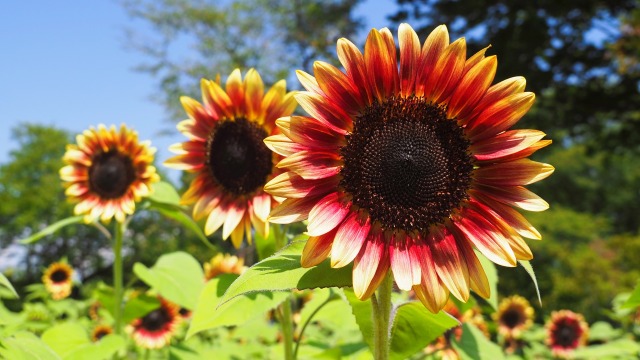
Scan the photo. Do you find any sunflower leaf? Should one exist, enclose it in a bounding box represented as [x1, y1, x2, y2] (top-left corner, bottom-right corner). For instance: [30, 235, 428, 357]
[390, 302, 460, 360]
[0, 331, 60, 360]
[150, 203, 217, 251]
[133, 251, 205, 310]
[187, 274, 289, 338]
[475, 250, 498, 310]
[148, 181, 181, 206]
[621, 280, 640, 309]
[342, 288, 374, 351]
[519, 260, 542, 306]
[216, 240, 353, 306]
[41, 322, 89, 358]
[19, 215, 85, 244]
[452, 323, 505, 360]
[0, 273, 18, 298]
[64, 334, 126, 360]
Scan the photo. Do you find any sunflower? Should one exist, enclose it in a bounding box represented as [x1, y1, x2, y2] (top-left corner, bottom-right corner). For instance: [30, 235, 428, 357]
[91, 324, 113, 342]
[264, 23, 553, 312]
[42, 262, 74, 300]
[546, 310, 589, 358]
[165, 69, 297, 248]
[203, 253, 247, 281]
[495, 295, 534, 340]
[60, 124, 159, 223]
[127, 297, 181, 349]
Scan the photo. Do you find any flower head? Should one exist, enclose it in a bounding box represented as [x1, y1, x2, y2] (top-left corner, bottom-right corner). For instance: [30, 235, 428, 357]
[42, 262, 74, 300]
[546, 310, 589, 358]
[91, 324, 113, 342]
[203, 253, 247, 281]
[264, 24, 553, 312]
[495, 295, 535, 340]
[127, 297, 181, 349]
[60, 124, 159, 223]
[165, 69, 297, 248]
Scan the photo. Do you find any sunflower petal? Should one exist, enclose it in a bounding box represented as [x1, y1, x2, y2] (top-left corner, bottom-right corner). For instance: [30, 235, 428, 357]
[331, 212, 370, 268]
[307, 192, 350, 237]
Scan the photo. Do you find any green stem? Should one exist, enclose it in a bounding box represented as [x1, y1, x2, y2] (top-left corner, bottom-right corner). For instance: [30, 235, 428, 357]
[113, 220, 126, 335]
[372, 272, 393, 360]
[293, 291, 335, 359]
[273, 224, 294, 359]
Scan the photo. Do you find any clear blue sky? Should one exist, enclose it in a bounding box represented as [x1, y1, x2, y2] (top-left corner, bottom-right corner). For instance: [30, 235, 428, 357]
[0, 0, 397, 177]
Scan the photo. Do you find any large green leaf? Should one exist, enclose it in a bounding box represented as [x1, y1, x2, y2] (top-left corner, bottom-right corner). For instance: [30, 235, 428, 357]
[519, 260, 542, 306]
[19, 215, 84, 244]
[133, 251, 204, 310]
[150, 204, 216, 251]
[217, 240, 353, 306]
[187, 274, 289, 338]
[0, 331, 60, 360]
[122, 293, 161, 323]
[572, 338, 640, 359]
[41, 322, 89, 358]
[621, 280, 640, 309]
[476, 250, 498, 310]
[452, 323, 505, 360]
[0, 273, 18, 298]
[343, 289, 374, 351]
[65, 334, 126, 360]
[148, 181, 181, 206]
[390, 302, 460, 360]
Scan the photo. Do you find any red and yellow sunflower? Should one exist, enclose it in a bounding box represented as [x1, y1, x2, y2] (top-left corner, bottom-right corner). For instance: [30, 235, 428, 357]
[127, 297, 181, 349]
[546, 310, 589, 358]
[91, 324, 113, 342]
[203, 253, 247, 281]
[165, 69, 297, 248]
[495, 295, 535, 340]
[264, 24, 553, 312]
[60, 124, 159, 223]
[42, 262, 74, 300]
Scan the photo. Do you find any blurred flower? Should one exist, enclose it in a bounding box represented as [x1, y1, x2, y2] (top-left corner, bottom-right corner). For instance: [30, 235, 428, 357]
[264, 23, 553, 312]
[203, 253, 247, 281]
[165, 69, 297, 248]
[42, 262, 74, 300]
[60, 124, 159, 223]
[91, 324, 113, 342]
[127, 297, 181, 349]
[495, 295, 534, 340]
[88, 300, 102, 321]
[546, 310, 589, 358]
[425, 301, 488, 359]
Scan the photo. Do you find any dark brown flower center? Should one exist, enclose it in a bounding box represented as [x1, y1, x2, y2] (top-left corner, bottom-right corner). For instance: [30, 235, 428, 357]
[555, 320, 579, 347]
[141, 308, 171, 332]
[501, 308, 524, 328]
[207, 118, 272, 196]
[88, 150, 136, 199]
[340, 96, 473, 233]
[50, 269, 69, 283]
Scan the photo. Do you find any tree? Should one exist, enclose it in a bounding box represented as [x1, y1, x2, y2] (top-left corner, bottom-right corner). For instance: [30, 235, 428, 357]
[122, 0, 364, 120]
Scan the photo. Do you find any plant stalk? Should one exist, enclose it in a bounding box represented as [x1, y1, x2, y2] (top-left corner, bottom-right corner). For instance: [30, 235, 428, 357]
[113, 220, 126, 335]
[372, 272, 393, 360]
[273, 224, 294, 359]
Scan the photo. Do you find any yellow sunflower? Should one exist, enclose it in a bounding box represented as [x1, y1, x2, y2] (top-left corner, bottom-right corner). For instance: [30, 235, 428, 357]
[60, 124, 159, 223]
[42, 262, 74, 300]
[495, 295, 535, 340]
[127, 297, 181, 349]
[165, 69, 297, 248]
[264, 24, 553, 312]
[203, 253, 247, 281]
[91, 324, 113, 342]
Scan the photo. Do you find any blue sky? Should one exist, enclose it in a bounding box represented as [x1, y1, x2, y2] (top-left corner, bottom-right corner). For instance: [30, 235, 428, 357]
[0, 0, 397, 176]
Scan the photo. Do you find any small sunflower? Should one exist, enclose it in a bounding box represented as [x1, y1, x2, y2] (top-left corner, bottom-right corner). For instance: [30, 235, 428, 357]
[165, 69, 297, 248]
[42, 262, 74, 300]
[203, 253, 247, 281]
[495, 295, 534, 340]
[546, 310, 589, 358]
[264, 23, 553, 312]
[91, 324, 113, 342]
[60, 124, 159, 223]
[127, 297, 181, 349]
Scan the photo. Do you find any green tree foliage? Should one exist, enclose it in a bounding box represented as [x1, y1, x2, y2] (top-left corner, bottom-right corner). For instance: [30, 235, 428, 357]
[122, 0, 364, 120]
